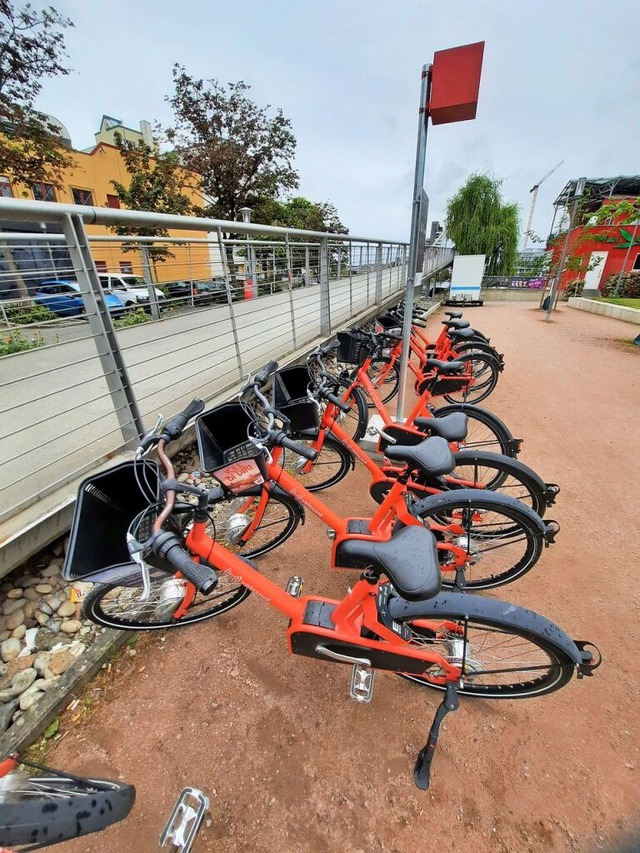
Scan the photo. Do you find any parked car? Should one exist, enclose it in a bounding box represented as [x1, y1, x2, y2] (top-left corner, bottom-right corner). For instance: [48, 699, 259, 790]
[164, 279, 228, 305]
[35, 280, 125, 318]
[97, 273, 166, 309]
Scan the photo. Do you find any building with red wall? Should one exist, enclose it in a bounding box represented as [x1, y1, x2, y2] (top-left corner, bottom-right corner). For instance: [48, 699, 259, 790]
[548, 176, 640, 293]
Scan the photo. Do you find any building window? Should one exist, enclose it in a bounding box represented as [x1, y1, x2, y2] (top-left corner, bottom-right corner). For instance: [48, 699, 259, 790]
[94, 260, 108, 273]
[633, 253, 640, 272]
[32, 182, 56, 202]
[119, 261, 133, 274]
[71, 187, 94, 206]
[0, 177, 12, 197]
[106, 194, 121, 209]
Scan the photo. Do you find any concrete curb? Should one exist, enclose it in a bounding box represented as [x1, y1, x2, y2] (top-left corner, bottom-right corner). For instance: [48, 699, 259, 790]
[568, 296, 640, 325]
[0, 628, 127, 755]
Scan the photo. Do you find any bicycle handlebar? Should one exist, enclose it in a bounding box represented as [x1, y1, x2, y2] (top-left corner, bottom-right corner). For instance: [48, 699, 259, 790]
[161, 398, 205, 440]
[148, 530, 218, 594]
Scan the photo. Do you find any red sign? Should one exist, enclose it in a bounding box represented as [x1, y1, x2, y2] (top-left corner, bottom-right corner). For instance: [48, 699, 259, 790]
[429, 41, 485, 125]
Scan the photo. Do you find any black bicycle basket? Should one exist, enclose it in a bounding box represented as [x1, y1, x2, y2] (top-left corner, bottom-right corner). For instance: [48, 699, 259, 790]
[63, 460, 173, 582]
[273, 366, 320, 433]
[337, 330, 366, 365]
[195, 401, 268, 492]
[375, 314, 402, 337]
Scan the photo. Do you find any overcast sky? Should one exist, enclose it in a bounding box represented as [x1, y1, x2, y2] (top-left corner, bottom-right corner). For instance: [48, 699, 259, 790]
[36, 0, 640, 243]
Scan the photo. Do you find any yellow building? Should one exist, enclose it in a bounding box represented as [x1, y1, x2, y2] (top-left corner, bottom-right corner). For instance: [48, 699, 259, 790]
[2, 115, 212, 285]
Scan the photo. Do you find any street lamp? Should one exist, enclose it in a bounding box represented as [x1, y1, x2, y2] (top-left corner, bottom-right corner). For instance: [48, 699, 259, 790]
[239, 207, 254, 299]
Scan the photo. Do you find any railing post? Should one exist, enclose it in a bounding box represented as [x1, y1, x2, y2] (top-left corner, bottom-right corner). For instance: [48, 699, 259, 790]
[320, 236, 331, 335]
[348, 240, 353, 316]
[365, 245, 370, 305]
[375, 242, 383, 303]
[139, 244, 161, 320]
[61, 213, 144, 445]
[305, 245, 310, 287]
[285, 234, 297, 349]
[216, 227, 244, 377]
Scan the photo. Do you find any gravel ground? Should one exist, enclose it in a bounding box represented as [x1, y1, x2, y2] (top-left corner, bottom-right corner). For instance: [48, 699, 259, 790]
[44, 302, 639, 853]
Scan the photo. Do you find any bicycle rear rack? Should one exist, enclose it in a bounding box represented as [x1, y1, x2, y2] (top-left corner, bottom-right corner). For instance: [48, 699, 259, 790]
[159, 787, 209, 853]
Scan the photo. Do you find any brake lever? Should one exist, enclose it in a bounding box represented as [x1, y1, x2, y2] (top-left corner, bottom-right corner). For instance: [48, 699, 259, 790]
[126, 532, 152, 599]
[136, 413, 165, 458]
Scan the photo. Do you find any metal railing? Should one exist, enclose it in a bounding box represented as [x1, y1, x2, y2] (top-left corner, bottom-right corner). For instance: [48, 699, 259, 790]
[0, 198, 408, 533]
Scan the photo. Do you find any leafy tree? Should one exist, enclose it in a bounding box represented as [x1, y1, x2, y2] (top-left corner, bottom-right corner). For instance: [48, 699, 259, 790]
[165, 66, 299, 222]
[255, 196, 347, 234]
[445, 174, 519, 275]
[0, 0, 74, 187]
[110, 134, 194, 273]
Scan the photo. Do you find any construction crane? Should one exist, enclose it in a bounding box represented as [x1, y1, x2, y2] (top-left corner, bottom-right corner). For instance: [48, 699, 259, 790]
[522, 160, 565, 251]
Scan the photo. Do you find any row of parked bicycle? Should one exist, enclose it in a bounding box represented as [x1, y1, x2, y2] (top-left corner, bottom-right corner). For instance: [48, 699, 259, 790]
[0, 302, 600, 849]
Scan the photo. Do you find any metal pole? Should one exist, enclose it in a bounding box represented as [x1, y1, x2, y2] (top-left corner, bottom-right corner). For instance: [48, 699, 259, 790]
[305, 245, 310, 287]
[348, 240, 353, 316]
[285, 234, 297, 349]
[396, 63, 431, 421]
[139, 244, 161, 320]
[375, 242, 383, 303]
[319, 236, 331, 335]
[216, 227, 243, 376]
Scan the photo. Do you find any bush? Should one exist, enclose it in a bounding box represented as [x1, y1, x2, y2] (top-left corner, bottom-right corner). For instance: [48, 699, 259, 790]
[2, 302, 57, 325]
[564, 279, 584, 299]
[113, 308, 151, 329]
[0, 330, 46, 356]
[602, 272, 640, 298]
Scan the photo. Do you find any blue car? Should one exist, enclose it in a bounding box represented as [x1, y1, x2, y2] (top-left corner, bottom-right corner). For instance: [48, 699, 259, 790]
[35, 279, 125, 318]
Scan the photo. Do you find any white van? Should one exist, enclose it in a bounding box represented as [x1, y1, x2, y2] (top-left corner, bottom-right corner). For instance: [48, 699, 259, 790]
[97, 273, 166, 308]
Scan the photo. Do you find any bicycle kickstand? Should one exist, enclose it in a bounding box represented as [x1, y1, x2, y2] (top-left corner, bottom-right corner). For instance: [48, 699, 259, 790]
[413, 680, 460, 790]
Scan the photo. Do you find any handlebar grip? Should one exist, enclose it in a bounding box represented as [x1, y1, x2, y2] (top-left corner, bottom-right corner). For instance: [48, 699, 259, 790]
[163, 399, 205, 440]
[319, 339, 340, 355]
[150, 531, 218, 594]
[275, 432, 318, 460]
[255, 360, 279, 386]
[323, 390, 351, 413]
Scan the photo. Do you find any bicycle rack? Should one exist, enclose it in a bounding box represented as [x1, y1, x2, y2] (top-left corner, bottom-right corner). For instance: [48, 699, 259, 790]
[159, 787, 209, 853]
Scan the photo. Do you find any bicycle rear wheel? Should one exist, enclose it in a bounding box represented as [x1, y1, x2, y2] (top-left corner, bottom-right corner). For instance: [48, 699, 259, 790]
[443, 352, 500, 404]
[431, 404, 519, 457]
[284, 431, 353, 491]
[0, 769, 135, 848]
[335, 378, 368, 441]
[365, 358, 400, 407]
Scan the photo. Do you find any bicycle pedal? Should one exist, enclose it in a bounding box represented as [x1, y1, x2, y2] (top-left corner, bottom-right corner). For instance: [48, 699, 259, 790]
[286, 576, 304, 597]
[350, 663, 375, 702]
[159, 787, 209, 853]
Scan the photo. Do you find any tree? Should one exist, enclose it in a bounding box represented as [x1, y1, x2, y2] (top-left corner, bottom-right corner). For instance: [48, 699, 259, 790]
[165, 66, 299, 222]
[110, 134, 195, 274]
[445, 174, 519, 276]
[0, 1, 74, 187]
[254, 196, 347, 234]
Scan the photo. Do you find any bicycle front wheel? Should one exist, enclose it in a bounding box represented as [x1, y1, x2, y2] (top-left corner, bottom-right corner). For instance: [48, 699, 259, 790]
[415, 492, 544, 589]
[443, 352, 500, 404]
[398, 612, 574, 698]
[365, 358, 400, 407]
[0, 772, 135, 848]
[336, 378, 368, 441]
[283, 431, 353, 491]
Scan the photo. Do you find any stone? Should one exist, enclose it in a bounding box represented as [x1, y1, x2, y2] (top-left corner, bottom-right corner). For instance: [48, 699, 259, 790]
[11, 624, 26, 641]
[34, 628, 58, 651]
[23, 601, 37, 620]
[19, 691, 42, 711]
[24, 588, 40, 602]
[57, 601, 76, 618]
[48, 649, 75, 676]
[0, 663, 7, 677]
[0, 699, 19, 732]
[47, 621, 61, 634]
[11, 668, 37, 693]
[6, 609, 25, 631]
[34, 611, 49, 626]
[38, 602, 53, 616]
[35, 584, 53, 594]
[6, 588, 24, 599]
[37, 677, 59, 692]
[22, 627, 38, 653]
[60, 620, 81, 634]
[47, 595, 63, 612]
[0, 631, 9, 642]
[33, 653, 51, 675]
[41, 564, 61, 577]
[3, 598, 26, 616]
[6, 655, 35, 678]
[1, 638, 21, 662]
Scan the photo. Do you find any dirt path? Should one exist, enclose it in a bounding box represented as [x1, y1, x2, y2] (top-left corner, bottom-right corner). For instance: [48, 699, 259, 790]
[49, 303, 640, 853]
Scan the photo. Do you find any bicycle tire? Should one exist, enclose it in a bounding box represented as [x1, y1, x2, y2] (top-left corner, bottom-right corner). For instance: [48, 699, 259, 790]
[0, 773, 135, 848]
[443, 352, 500, 404]
[395, 609, 574, 698]
[414, 491, 545, 589]
[431, 404, 519, 457]
[364, 358, 400, 407]
[336, 378, 368, 442]
[452, 340, 502, 364]
[285, 430, 353, 491]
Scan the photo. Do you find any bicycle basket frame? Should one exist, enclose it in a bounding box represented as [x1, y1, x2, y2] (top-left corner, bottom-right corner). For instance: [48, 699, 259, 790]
[195, 401, 268, 492]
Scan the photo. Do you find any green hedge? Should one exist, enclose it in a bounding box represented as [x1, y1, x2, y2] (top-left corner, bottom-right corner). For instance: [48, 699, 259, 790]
[602, 272, 640, 298]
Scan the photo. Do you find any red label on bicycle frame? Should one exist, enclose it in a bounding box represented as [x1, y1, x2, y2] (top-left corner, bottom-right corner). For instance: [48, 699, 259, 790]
[214, 459, 265, 492]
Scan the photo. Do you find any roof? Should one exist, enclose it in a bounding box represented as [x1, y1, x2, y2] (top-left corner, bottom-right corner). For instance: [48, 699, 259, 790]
[554, 176, 640, 207]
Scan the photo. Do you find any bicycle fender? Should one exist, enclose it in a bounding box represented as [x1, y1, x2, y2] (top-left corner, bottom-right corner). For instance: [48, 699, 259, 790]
[452, 450, 547, 494]
[387, 591, 587, 666]
[411, 488, 549, 536]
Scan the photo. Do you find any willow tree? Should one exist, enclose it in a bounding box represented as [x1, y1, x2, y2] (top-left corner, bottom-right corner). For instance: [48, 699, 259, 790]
[445, 174, 519, 275]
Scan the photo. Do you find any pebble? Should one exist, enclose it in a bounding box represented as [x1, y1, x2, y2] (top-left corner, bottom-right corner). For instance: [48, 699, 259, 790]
[11, 667, 37, 693]
[23, 588, 40, 602]
[34, 611, 49, 626]
[6, 589, 24, 599]
[60, 620, 81, 634]
[0, 631, 10, 642]
[41, 565, 60, 577]
[37, 677, 59, 692]
[23, 601, 37, 620]
[35, 584, 53, 594]
[1, 638, 21, 662]
[57, 601, 76, 618]
[34, 628, 58, 651]
[0, 699, 19, 732]
[38, 602, 53, 616]
[47, 620, 61, 634]
[48, 649, 75, 676]
[3, 598, 26, 616]
[33, 653, 51, 675]
[19, 691, 42, 711]
[11, 624, 26, 640]
[6, 610, 25, 630]
[47, 595, 63, 611]
[6, 655, 35, 678]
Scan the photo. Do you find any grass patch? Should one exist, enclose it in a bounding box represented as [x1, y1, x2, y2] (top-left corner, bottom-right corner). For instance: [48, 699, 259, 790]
[590, 297, 640, 309]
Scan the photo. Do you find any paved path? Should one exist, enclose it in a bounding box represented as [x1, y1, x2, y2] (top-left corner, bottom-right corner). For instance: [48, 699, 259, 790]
[50, 302, 640, 853]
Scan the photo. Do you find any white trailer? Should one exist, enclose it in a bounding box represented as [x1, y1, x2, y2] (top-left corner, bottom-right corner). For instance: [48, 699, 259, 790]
[445, 254, 485, 306]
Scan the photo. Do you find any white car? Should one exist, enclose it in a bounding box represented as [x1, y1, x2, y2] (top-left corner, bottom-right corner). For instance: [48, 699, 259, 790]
[97, 273, 166, 309]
